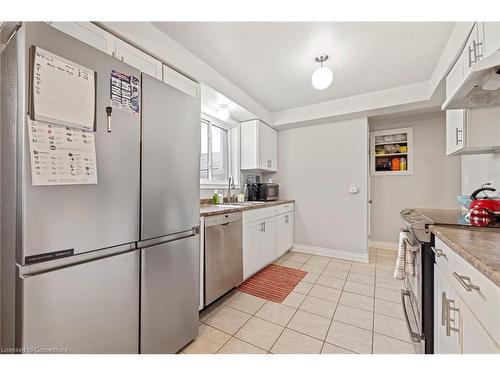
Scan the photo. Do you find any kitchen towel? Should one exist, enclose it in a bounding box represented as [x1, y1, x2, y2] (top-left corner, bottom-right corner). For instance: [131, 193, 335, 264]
[394, 231, 417, 279]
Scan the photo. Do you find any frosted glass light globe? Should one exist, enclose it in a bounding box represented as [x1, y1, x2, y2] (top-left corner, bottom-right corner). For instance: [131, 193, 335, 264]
[311, 66, 333, 90]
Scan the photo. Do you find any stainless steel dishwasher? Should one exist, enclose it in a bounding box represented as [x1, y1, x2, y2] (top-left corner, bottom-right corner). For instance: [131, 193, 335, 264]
[204, 212, 243, 305]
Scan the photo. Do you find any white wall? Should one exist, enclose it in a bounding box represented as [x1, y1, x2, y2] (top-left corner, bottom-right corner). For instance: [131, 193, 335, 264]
[276, 117, 369, 262]
[461, 153, 500, 196]
[369, 112, 461, 243]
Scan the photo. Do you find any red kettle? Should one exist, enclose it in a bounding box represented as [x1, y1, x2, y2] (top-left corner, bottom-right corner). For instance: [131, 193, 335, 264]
[468, 186, 500, 225]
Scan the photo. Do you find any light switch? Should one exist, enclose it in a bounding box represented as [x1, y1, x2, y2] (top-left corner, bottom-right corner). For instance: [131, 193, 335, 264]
[348, 183, 358, 194]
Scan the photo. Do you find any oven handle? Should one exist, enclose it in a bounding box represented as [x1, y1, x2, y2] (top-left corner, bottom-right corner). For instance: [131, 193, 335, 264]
[401, 289, 422, 343]
[402, 228, 420, 249]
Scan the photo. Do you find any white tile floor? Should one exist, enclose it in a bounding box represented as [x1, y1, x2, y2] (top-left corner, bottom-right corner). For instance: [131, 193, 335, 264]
[183, 248, 420, 354]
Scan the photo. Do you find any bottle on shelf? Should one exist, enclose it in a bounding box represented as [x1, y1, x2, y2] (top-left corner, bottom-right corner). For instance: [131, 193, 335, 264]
[391, 157, 400, 171]
[400, 157, 407, 171]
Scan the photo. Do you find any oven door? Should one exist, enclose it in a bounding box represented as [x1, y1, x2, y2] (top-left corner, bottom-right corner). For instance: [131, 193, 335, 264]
[401, 230, 425, 353]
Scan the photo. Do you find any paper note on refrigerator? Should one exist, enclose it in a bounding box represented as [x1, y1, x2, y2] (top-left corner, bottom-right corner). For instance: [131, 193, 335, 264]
[31, 46, 96, 131]
[28, 118, 98, 186]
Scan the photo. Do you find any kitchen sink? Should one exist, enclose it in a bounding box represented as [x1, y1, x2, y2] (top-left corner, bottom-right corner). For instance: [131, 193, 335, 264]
[209, 204, 243, 209]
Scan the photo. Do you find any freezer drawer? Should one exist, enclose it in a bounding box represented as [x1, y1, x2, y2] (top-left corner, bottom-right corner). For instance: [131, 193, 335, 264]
[141, 74, 201, 240]
[140, 235, 199, 354]
[21, 250, 140, 354]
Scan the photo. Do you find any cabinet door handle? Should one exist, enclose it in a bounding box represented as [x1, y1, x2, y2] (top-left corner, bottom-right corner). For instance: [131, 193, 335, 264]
[455, 128, 463, 145]
[473, 40, 483, 61]
[431, 246, 447, 258]
[453, 272, 480, 292]
[468, 45, 476, 68]
[446, 298, 460, 337]
[441, 292, 447, 326]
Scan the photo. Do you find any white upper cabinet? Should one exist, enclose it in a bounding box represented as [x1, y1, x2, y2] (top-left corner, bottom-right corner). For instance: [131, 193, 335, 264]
[48, 22, 115, 55]
[446, 107, 500, 155]
[445, 48, 466, 100]
[114, 39, 162, 80]
[49, 22, 162, 80]
[162, 65, 200, 99]
[446, 109, 466, 155]
[241, 120, 278, 172]
[445, 22, 500, 103]
[481, 22, 500, 58]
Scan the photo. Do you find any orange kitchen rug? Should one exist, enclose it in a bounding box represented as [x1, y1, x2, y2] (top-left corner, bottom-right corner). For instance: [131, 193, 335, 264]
[238, 264, 307, 303]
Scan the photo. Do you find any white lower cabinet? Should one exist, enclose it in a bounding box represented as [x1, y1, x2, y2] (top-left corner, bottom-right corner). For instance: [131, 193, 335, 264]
[242, 203, 294, 279]
[434, 238, 499, 354]
[435, 264, 462, 354]
[276, 212, 294, 257]
[243, 216, 276, 279]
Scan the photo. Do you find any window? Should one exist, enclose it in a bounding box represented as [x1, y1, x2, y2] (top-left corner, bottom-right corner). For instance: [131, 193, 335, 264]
[200, 118, 230, 184]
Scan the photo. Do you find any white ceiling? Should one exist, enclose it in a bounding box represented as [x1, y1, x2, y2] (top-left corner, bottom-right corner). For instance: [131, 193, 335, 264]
[153, 22, 456, 112]
[200, 84, 255, 123]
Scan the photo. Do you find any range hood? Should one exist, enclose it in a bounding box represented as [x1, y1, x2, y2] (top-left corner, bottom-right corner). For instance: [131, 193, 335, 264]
[442, 51, 500, 110]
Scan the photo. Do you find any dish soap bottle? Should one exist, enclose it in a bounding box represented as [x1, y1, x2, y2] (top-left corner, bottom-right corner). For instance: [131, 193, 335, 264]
[400, 157, 407, 171]
[212, 190, 219, 204]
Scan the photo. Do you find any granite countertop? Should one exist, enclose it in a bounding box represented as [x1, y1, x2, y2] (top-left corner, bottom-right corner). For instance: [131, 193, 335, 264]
[430, 225, 500, 287]
[200, 199, 295, 217]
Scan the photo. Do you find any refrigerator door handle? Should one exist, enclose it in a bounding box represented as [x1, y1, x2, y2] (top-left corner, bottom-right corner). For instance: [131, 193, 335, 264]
[137, 229, 198, 249]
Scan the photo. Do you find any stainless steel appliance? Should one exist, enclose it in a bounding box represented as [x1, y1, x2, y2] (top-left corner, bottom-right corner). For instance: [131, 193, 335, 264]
[1, 23, 200, 354]
[139, 74, 200, 354]
[400, 206, 500, 355]
[204, 212, 243, 305]
[400, 208, 436, 354]
[247, 182, 279, 201]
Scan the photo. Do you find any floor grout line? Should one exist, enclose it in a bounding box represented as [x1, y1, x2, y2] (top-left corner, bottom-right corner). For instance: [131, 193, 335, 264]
[194, 248, 402, 354]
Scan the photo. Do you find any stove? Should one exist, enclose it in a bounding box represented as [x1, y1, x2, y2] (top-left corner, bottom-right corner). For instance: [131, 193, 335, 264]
[399, 208, 439, 354]
[400, 208, 434, 243]
[401, 208, 500, 241]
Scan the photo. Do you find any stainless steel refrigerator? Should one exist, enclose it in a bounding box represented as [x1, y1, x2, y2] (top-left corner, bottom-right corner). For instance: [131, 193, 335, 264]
[1, 22, 200, 354]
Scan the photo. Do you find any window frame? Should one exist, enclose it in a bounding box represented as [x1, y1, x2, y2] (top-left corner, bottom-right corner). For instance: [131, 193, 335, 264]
[200, 114, 238, 189]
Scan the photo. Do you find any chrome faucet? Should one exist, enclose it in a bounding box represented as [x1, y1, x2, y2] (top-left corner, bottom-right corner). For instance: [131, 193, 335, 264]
[227, 176, 234, 203]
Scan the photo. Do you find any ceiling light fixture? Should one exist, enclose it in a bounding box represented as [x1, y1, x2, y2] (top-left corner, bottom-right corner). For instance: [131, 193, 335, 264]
[311, 55, 333, 90]
[217, 104, 230, 121]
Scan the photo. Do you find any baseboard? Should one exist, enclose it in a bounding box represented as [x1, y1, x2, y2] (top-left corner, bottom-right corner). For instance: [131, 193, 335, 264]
[291, 244, 369, 263]
[369, 240, 398, 251]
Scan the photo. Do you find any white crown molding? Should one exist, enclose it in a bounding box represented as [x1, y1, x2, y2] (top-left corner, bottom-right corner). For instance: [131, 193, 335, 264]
[99, 22, 473, 129]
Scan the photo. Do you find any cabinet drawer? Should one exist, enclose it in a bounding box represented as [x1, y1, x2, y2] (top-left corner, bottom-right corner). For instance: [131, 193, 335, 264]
[434, 237, 500, 345]
[242, 206, 277, 224]
[276, 203, 294, 215]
